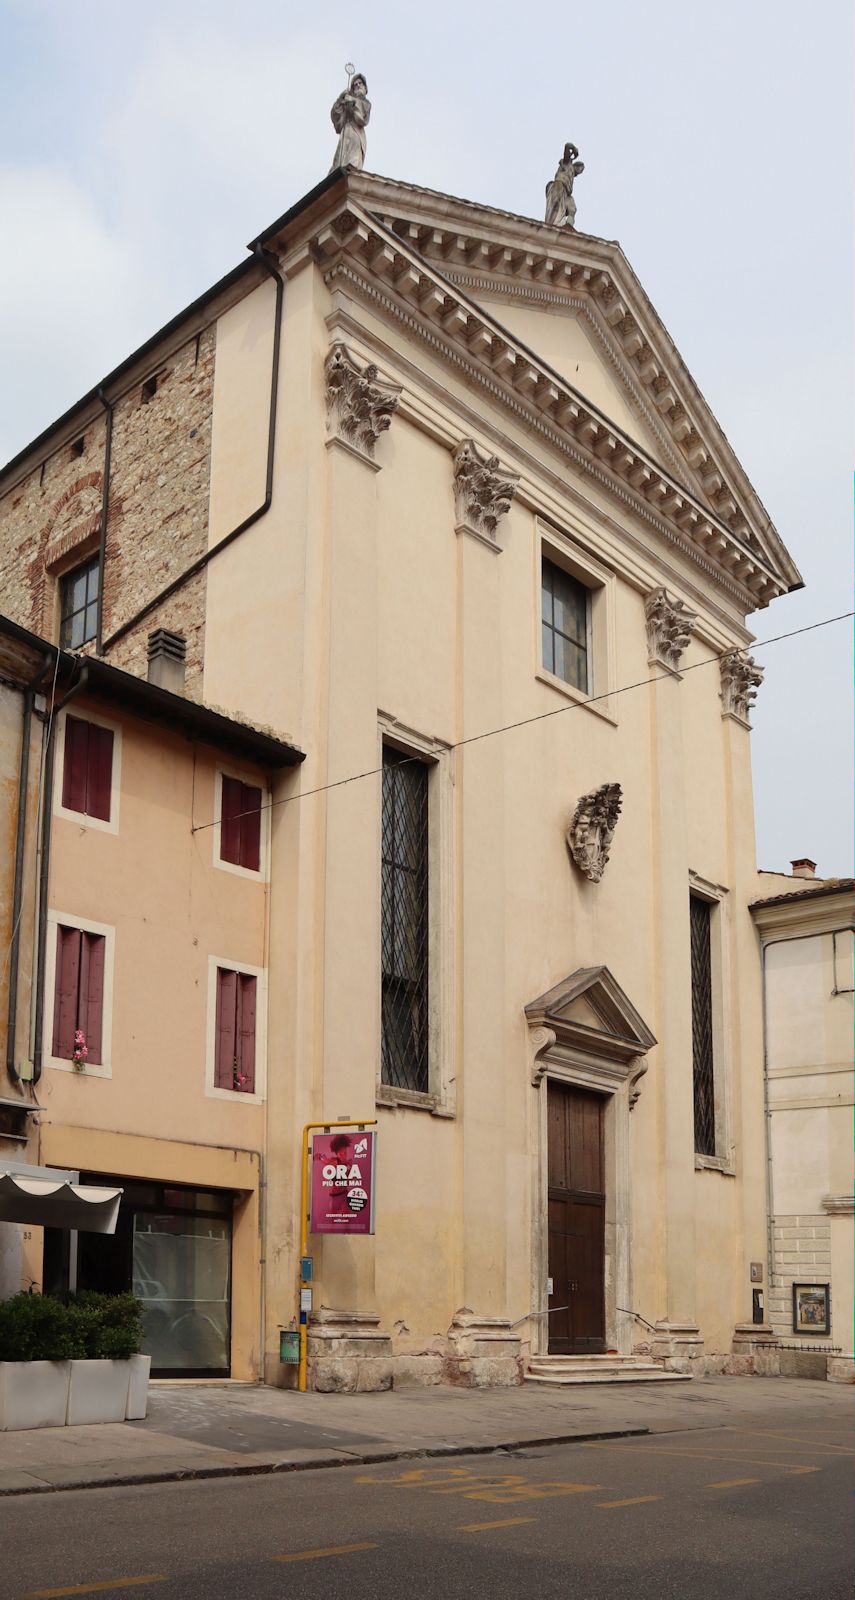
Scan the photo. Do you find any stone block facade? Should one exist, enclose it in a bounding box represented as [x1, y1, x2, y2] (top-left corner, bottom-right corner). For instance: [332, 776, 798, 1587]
[0, 326, 216, 695]
[769, 1215, 833, 1340]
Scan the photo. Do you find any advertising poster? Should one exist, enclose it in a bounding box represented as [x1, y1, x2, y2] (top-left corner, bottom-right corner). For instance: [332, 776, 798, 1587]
[310, 1129, 376, 1235]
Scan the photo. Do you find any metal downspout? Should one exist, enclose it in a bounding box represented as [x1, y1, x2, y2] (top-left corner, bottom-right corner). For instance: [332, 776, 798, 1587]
[5, 655, 54, 1081]
[99, 246, 284, 655]
[32, 665, 89, 1084]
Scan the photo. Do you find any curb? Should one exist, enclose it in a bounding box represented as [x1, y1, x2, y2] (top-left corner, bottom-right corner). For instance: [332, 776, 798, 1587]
[0, 1426, 650, 1498]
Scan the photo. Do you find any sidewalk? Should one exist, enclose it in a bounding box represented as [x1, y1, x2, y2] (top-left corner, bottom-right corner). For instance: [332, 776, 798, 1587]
[0, 1375, 848, 1496]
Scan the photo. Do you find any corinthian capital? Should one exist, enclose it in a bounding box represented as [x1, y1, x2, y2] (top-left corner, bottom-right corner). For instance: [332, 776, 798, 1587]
[452, 439, 520, 550]
[324, 341, 401, 464]
[720, 649, 764, 725]
[645, 587, 697, 673]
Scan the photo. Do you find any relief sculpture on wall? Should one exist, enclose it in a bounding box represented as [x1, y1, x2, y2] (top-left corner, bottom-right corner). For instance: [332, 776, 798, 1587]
[566, 782, 622, 883]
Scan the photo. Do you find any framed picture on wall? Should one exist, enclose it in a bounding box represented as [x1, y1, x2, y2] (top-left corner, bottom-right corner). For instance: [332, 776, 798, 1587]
[792, 1283, 830, 1336]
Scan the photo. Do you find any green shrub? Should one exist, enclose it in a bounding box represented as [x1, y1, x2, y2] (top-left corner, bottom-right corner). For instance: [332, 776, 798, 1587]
[0, 1291, 143, 1362]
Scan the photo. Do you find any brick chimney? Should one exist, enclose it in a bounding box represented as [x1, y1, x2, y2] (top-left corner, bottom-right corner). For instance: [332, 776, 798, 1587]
[147, 629, 187, 695]
[790, 857, 817, 879]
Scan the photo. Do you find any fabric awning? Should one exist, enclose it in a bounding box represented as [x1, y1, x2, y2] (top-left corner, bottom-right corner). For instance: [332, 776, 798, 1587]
[0, 1172, 122, 1233]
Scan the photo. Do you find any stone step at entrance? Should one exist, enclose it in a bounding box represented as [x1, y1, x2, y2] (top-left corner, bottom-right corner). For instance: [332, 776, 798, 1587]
[525, 1354, 691, 1386]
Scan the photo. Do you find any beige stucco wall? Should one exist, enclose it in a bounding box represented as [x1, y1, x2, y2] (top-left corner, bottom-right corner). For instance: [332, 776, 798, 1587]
[199, 251, 772, 1383]
[755, 895, 854, 1354]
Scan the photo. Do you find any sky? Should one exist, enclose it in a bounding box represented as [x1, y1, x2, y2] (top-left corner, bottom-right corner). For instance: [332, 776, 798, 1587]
[1, 0, 851, 874]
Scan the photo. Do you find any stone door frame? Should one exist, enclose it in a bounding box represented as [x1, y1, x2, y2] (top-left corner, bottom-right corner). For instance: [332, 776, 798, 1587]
[525, 966, 656, 1359]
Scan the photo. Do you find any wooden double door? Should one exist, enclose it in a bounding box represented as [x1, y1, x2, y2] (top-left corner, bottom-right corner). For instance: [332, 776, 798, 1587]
[547, 1082, 606, 1355]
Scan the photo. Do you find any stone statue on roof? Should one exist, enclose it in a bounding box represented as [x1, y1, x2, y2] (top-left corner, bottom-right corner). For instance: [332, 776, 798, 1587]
[545, 142, 585, 229]
[329, 67, 371, 172]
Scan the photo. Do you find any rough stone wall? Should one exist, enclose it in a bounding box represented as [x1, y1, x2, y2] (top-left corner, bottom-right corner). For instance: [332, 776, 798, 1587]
[769, 1215, 833, 1339]
[0, 325, 216, 696]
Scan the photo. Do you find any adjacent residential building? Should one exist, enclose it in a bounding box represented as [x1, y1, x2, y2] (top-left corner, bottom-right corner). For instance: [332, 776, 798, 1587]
[0, 616, 302, 1377]
[751, 864, 854, 1373]
[0, 165, 811, 1387]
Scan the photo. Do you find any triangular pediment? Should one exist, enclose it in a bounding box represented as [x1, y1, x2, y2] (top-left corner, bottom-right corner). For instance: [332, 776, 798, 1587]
[470, 295, 671, 469]
[340, 173, 800, 599]
[525, 965, 656, 1060]
[258, 170, 800, 607]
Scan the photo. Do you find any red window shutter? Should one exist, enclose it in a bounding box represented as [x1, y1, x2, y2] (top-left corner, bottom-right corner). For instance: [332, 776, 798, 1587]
[214, 968, 237, 1088]
[236, 974, 257, 1092]
[86, 725, 114, 822]
[220, 776, 243, 866]
[240, 783, 262, 872]
[78, 932, 105, 1065]
[62, 717, 90, 814]
[52, 926, 81, 1057]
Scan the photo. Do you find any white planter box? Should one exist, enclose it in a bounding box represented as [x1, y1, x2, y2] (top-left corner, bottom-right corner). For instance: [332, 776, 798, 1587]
[125, 1353, 151, 1419]
[0, 1360, 71, 1431]
[67, 1358, 131, 1425]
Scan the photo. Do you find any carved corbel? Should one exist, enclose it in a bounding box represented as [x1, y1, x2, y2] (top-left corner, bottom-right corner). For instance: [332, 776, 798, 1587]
[628, 1057, 648, 1110]
[719, 649, 764, 726]
[324, 341, 401, 465]
[530, 1026, 557, 1085]
[452, 439, 520, 551]
[566, 783, 622, 883]
[644, 587, 697, 674]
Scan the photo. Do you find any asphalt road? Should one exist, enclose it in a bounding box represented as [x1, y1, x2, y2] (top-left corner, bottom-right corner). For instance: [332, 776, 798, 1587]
[4, 1407, 852, 1600]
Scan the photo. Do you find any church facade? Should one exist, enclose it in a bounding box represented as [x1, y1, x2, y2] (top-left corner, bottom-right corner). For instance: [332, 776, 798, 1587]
[0, 165, 804, 1387]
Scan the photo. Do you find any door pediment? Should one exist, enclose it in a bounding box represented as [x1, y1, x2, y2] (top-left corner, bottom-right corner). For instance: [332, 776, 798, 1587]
[525, 966, 656, 1101]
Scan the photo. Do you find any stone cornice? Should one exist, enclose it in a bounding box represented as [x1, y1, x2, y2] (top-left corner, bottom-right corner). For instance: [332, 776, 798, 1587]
[320, 248, 784, 611]
[439, 271, 688, 482]
[751, 889, 855, 938]
[315, 217, 782, 612]
[323, 300, 753, 652]
[348, 172, 801, 596]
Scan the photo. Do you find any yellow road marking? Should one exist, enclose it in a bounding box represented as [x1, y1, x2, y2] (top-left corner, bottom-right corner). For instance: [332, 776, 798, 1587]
[26, 1580, 166, 1599]
[458, 1517, 538, 1532]
[461, 1481, 601, 1503]
[272, 1543, 378, 1565]
[582, 1441, 820, 1474]
[596, 1496, 661, 1509]
[725, 1429, 854, 1455]
[707, 1478, 760, 1489]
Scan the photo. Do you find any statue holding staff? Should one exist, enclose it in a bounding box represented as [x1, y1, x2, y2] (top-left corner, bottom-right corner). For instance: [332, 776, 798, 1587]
[329, 66, 371, 172]
[545, 142, 585, 229]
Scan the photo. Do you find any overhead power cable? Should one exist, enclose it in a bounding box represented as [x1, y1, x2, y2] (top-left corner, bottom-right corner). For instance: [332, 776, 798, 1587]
[190, 609, 853, 835]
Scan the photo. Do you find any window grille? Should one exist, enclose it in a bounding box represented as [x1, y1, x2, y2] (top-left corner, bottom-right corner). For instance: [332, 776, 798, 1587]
[60, 557, 100, 649]
[542, 558, 589, 692]
[690, 895, 716, 1156]
[381, 746, 429, 1092]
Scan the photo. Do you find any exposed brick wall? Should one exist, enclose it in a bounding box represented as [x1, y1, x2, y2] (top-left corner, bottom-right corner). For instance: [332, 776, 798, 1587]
[0, 324, 216, 697]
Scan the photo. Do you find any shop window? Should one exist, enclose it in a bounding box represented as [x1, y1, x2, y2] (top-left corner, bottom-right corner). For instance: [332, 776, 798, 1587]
[214, 968, 257, 1093]
[61, 714, 114, 822]
[60, 556, 100, 648]
[219, 774, 262, 872]
[52, 925, 105, 1064]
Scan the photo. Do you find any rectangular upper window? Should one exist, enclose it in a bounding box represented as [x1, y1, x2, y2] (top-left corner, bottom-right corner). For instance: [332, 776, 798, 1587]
[219, 775, 262, 872]
[52, 925, 106, 1064]
[214, 968, 257, 1093]
[690, 894, 716, 1157]
[60, 557, 100, 649]
[381, 745, 429, 1094]
[541, 557, 589, 693]
[61, 715, 114, 822]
